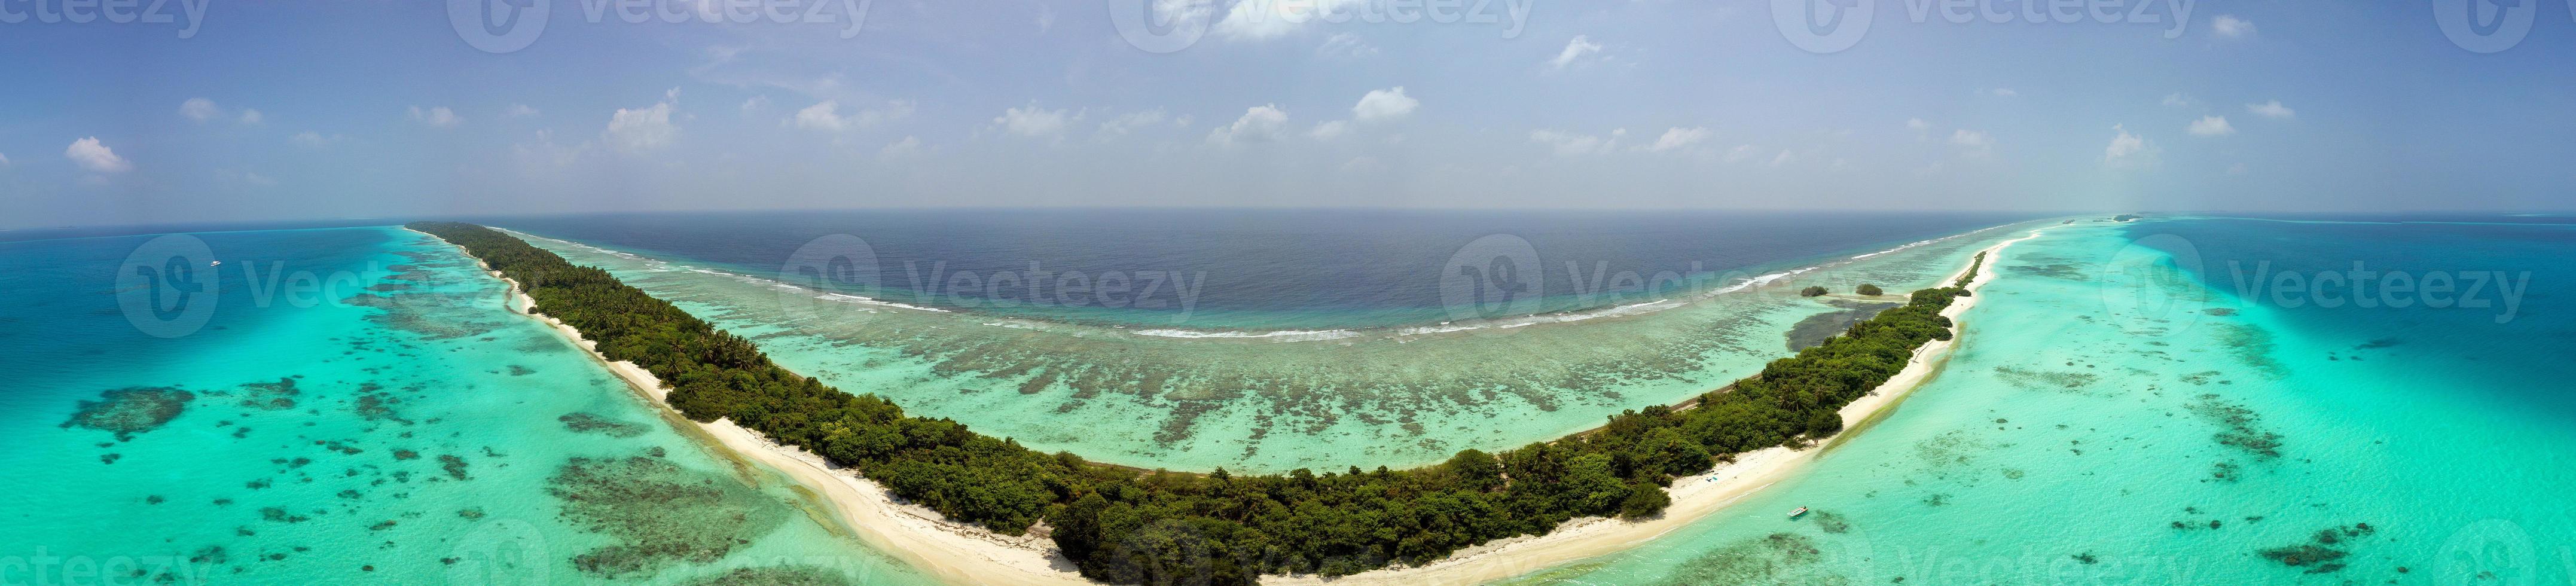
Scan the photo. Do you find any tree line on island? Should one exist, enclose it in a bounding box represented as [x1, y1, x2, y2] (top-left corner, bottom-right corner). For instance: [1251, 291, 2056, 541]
[410, 222, 1980, 585]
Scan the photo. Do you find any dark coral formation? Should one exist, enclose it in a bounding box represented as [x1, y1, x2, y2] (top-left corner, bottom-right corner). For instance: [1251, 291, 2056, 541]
[438, 455, 470, 480]
[558, 413, 649, 438]
[545, 454, 786, 578]
[677, 566, 855, 586]
[237, 378, 301, 410]
[1991, 366, 2101, 392]
[62, 387, 197, 441]
[1655, 533, 1840, 585]
[2256, 523, 2376, 574]
[2187, 394, 2283, 459]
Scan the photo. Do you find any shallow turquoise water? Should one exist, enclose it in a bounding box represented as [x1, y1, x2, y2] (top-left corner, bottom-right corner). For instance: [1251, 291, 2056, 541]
[1495, 219, 2576, 585]
[0, 227, 933, 585]
[18, 216, 2563, 586]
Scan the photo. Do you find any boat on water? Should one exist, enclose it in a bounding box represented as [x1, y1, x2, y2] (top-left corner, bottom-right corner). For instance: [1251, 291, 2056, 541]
[1788, 507, 1809, 518]
[209, 260, 221, 267]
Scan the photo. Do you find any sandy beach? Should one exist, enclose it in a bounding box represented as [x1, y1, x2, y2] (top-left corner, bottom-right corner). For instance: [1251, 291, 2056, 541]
[431, 226, 2043, 586]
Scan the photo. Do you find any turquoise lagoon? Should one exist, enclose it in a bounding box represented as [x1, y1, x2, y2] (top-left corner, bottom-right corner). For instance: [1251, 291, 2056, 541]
[1496, 217, 2576, 585]
[501, 213, 2056, 474]
[0, 227, 932, 585]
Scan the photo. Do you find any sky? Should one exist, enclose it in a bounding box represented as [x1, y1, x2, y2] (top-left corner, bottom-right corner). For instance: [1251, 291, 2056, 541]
[1, 0, 2572, 228]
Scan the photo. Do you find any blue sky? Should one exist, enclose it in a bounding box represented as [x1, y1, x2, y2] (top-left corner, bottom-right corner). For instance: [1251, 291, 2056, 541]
[2, 1, 2571, 228]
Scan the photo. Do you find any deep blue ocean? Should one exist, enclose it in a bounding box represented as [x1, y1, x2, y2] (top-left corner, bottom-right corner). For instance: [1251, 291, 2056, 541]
[492, 209, 2040, 329]
[2133, 215, 2576, 416]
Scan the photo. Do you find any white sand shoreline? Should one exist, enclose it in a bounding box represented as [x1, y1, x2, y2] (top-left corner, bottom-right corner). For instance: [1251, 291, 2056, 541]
[417, 225, 2043, 586]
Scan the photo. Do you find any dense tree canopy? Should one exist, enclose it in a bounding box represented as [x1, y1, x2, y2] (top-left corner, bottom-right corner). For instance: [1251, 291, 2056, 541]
[411, 222, 1976, 585]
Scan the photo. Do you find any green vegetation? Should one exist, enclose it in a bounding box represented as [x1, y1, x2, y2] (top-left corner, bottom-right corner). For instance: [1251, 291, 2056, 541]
[1855, 284, 1882, 296]
[1955, 251, 1989, 288]
[1799, 286, 1829, 297]
[410, 222, 1976, 585]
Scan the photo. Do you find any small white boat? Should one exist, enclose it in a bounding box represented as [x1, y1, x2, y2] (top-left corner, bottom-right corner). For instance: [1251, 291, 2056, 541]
[1788, 506, 1809, 518]
[209, 260, 222, 267]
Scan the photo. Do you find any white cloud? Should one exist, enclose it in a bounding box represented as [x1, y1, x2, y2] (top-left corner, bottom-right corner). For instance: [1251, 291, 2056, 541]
[1351, 87, 1419, 123]
[0, 152, 11, 167]
[1949, 129, 1994, 155]
[2187, 115, 2236, 136]
[1644, 127, 1711, 152]
[2162, 93, 2196, 108]
[1213, 0, 1363, 41]
[506, 104, 540, 117]
[1530, 128, 1625, 156]
[2103, 124, 2159, 168]
[605, 101, 679, 152]
[1308, 120, 1351, 141]
[181, 98, 220, 122]
[216, 169, 278, 188]
[1547, 35, 1604, 71]
[2227, 162, 2250, 175]
[1906, 118, 1931, 132]
[1986, 88, 2019, 98]
[795, 100, 914, 132]
[994, 104, 1072, 138]
[2212, 15, 2255, 39]
[1724, 144, 1760, 164]
[1317, 32, 1378, 58]
[1097, 109, 1175, 139]
[1768, 149, 1794, 167]
[740, 96, 771, 114]
[2245, 100, 2295, 118]
[289, 131, 340, 148]
[66, 137, 133, 173]
[795, 101, 848, 131]
[410, 105, 463, 128]
[880, 136, 924, 158]
[1208, 105, 1291, 145]
[237, 109, 264, 125]
[512, 130, 593, 169]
